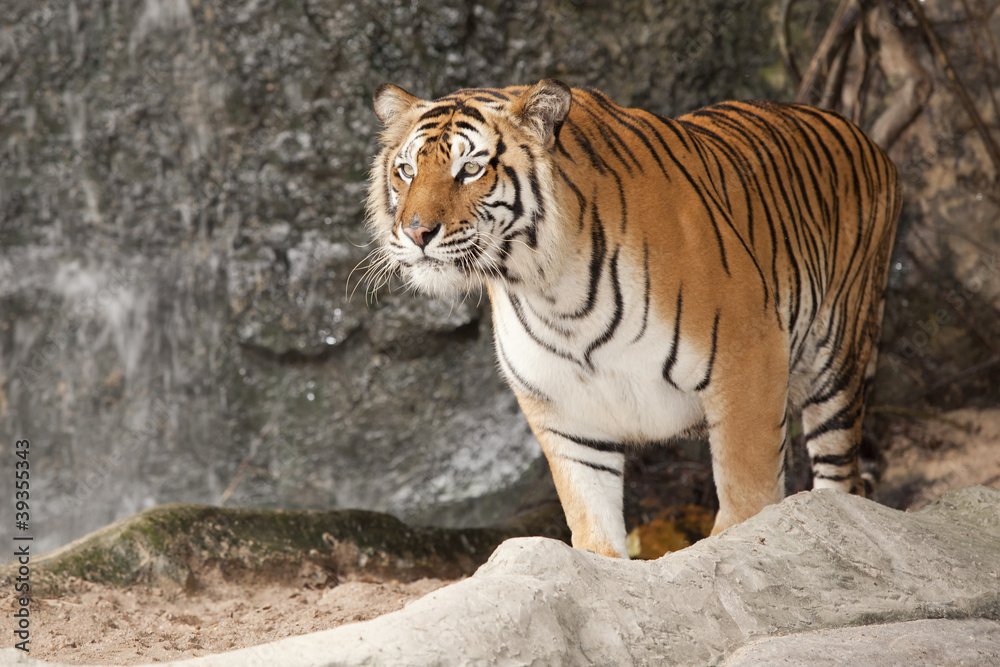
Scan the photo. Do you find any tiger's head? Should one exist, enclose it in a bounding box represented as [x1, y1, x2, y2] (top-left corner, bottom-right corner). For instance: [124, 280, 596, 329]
[366, 80, 573, 298]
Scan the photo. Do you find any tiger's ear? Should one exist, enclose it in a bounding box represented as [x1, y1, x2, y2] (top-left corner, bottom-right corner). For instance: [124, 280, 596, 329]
[373, 84, 420, 125]
[511, 79, 572, 147]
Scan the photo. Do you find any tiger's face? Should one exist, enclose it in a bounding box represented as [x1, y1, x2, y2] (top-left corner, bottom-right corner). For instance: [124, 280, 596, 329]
[367, 81, 572, 298]
[380, 107, 512, 296]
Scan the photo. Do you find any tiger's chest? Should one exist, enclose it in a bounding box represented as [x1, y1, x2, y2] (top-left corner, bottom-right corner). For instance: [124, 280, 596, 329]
[489, 278, 706, 445]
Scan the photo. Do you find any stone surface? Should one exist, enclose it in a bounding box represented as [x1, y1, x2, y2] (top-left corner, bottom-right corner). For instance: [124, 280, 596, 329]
[723, 619, 1000, 666]
[4, 486, 997, 666]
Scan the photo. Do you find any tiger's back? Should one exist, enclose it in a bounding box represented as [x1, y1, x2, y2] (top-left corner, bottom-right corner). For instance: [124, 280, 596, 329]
[552, 93, 899, 407]
[369, 81, 900, 558]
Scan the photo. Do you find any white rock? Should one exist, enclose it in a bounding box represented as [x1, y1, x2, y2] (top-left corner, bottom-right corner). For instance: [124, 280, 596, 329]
[724, 618, 1000, 666]
[3, 486, 998, 666]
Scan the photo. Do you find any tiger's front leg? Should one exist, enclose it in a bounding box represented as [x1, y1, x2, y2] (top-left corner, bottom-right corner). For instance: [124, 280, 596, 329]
[532, 426, 628, 558]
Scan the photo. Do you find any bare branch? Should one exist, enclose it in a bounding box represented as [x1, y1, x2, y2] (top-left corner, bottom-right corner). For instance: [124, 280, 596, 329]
[797, 0, 861, 105]
[905, 0, 1000, 182]
[867, 2, 932, 149]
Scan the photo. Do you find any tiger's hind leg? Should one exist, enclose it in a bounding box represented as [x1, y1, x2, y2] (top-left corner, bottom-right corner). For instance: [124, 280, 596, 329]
[800, 297, 885, 495]
[802, 162, 898, 496]
[800, 349, 869, 496]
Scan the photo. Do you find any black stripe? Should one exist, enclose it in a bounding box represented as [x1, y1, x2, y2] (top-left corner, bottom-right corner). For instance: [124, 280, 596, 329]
[627, 114, 676, 183]
[614, 170, 628, 233]
[792, 106, 870, 330]
[803, 403, 861, 443]
[653, 113, 690, 151]
[801, 359, 858, 408]
[694, 311, 720, 392]
[649, 117, 730, 274]
[713, 104, 807, 332]
[682, 118, 773, 311]
[557, 167, 587, 232]
[662, 285, 684, 388]
[495, 332, 552, 403]
[688, 165, 770, 309]
[495, 136, 507, 157]
[749, 108, 825, 320]
[576, 91, 643, 175]
[418, 106, 455, 121]
[549, 429, 625, 452]
[577, 106, 636, 175]
[562, 113, 629, 233]
[457, 104, 486, 124]
[631, 241, 651, 343]
[583, 248, 624, 365]
[496, 239, 519, 283]
[498, 165, 524, 237]
[811, 450, 857, 467]
[507, 293, 580, 365]
[814, 472, 853, 482]
[468, 89, 510, 101]
[694, 107, 792, 328]
[585, 90, 664, 175]
[525, 157, 545, 249]
[562, 456, 623, 477]
[565, 122, 606, 175]
[558, 203, 607, 319]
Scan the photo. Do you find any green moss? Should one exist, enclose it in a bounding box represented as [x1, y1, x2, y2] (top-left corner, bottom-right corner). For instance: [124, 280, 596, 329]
[1, 503, 568, 596]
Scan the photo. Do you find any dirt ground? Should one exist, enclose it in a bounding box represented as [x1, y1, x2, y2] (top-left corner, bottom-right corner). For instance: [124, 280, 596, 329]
[874, 407, 1000, 510]
[2, 408, 998, 665]
[1, 573, 450, 665]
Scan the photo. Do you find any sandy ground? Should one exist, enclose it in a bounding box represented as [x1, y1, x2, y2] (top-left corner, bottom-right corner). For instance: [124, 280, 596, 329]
[875, 407, 1000, 510]
[1, 574, 450, 665]
[2, 408, 997, 665]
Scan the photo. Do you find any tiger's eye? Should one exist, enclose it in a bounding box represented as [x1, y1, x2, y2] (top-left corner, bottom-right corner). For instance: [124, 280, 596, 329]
[463, 162, 482, 176]
[398, 163, 414, 179]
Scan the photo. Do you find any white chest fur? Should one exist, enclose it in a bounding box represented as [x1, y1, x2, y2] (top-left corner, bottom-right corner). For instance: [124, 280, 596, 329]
[489, 252, 706, 446]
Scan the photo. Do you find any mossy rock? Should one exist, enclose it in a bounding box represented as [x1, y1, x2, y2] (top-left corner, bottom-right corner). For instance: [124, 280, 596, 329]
[1, 503, 569, 596]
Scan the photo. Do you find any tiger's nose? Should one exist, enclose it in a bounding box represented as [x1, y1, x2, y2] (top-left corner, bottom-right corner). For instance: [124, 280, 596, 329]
[403, 222, 441, 248]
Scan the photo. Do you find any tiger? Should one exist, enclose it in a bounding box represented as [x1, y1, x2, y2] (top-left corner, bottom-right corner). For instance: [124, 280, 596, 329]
[367, 79, 901, 558]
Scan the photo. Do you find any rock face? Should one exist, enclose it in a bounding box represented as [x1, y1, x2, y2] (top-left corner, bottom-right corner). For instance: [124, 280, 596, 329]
[5, 486, 996, 667]
[0, 0, 783, 555]
[723, 619, 1000, 666]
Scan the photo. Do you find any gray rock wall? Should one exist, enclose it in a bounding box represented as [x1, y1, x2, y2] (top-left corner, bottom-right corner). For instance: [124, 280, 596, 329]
[0, 0, 784, 555]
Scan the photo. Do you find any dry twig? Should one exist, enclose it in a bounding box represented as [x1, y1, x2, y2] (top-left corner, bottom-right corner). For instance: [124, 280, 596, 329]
[796, 0, 861, 105]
